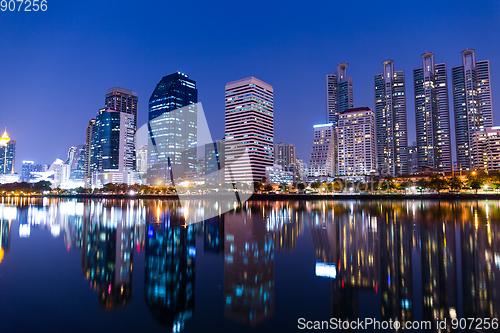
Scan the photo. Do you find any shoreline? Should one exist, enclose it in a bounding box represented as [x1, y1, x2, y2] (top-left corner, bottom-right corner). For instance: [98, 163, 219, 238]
[1, 192, 500, 201]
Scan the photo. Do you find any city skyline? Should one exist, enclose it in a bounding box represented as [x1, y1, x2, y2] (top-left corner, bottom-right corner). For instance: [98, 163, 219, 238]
[1, 0, 500, 171]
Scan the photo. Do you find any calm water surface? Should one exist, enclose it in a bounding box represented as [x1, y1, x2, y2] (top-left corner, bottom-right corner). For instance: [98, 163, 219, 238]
[0, 197, 499, 332]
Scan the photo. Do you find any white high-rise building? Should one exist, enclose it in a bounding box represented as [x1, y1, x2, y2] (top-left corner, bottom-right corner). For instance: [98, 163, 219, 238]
[225, 77, 274, 183]
[452, 49, 494, 171]
[413, 52, 452, 172]
[337, 107, 376, 178]
[307, 123, 335, 180]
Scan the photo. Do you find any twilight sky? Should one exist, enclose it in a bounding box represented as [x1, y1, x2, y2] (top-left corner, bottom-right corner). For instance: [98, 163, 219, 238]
[1, 0, 499, 172]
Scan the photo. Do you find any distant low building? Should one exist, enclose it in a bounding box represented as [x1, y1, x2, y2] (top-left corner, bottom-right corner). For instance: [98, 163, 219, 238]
[265, 165, 293, 184]
[307, 123, 335, 181]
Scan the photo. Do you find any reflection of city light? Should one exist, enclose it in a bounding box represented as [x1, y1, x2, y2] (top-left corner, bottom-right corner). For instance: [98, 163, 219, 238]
[315, 262, 337, 279]
[19, 224, 30, 238]
[51, 225, 61, 237]
[188, 246, 196, 258]
[0, 248, 3, 264]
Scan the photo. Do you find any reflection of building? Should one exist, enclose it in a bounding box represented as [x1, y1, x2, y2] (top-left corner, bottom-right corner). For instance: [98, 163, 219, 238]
[461, 218, 500, 319]
[147, 72, 198, 185]
[0, 218, 11, 264]
[0, 129, 15, 174]
[204, 216, 224, 255]
[374, 60, 408, 176]
[224, 208, 275, 325]
[224, 77, 274, 183]
[145, 207, 195, 331]
[379, 215, 413, 325]
[417, 222, 457, 330]
[82, 204, 135, 309]
[452, 49, 494, 171]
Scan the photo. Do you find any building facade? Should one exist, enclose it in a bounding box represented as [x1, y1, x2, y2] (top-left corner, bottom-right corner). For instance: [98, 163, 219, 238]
[307, 123, 335, 180]
[224, 77, 274, 183]
[452, 49, 494, 171]
[472, 127, 500, 171]
[326, 63, 354, 126]
[205, 140, 225, 186]
[337, 107, 376, 177]
[413, 52, 452, 172]
[148, 72, 197, 185]
[265, 165, 294, 184]
[374, 60, 408, 176]
[0, 129, 15, 175]
[90, 109, 137, 187]
[273, 142, 298, 182]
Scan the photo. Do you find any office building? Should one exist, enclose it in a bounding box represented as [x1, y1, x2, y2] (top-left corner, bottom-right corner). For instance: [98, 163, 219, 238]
[413, 52, 452, 172]
[407, 143, 419, 174]
[84, 119, 96, 187]
[273, 142, 298, 182]
[307, 123, 335, 180]
[105, 87, 138, 131]
[374, 60, 408, 176]
[452, 49, 494, 171]
[265, 165, 294, 184]
[0, 129, 15, 175]
[472, 126, 500, 171]
[205, 140, 225, 186]
[225, 77, 274, 183]
[337, 107, 376, 178]
[90, 109, 137, 187]
[148, 72, 197, 185]
[326, 63, 354, 126]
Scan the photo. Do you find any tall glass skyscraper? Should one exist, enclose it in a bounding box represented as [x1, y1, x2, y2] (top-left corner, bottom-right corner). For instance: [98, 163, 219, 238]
[147, 72, 197, 185]
[413, 52, 452, 172]
[224, 77, 273, 183]
[374, 60, 408, 176]
[0, 129, 15, 174]
[452, 49, 494, 171]
[105, 87, 138, 131]
[326, 63, 353, 126]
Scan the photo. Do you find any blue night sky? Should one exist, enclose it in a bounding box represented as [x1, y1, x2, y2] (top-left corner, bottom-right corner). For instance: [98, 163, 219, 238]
[1, 0, 499, 171]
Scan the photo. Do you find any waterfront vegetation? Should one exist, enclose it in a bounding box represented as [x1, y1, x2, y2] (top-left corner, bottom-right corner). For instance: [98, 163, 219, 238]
[1, 171, 500, 196]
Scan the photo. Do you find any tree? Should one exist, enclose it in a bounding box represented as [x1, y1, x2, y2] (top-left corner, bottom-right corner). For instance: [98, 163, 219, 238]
[310, 181, 321, 190]
[447, 176, 462, 192]
[264, 184, 273, 192]
[33, 180, 52, 192]
[297, 183, 305, 191]
[415, 178, 428, 193]
[467, 174, 484, 194]
[428, 174, 448, 193]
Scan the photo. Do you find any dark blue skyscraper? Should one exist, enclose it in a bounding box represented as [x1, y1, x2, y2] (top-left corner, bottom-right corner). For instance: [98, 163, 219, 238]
[147, 72, 198, 185]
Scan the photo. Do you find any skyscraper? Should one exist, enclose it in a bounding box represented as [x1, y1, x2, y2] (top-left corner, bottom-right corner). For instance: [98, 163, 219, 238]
[273, 142, 297, 182]
[307, 123, 335, 180]
[105, 87, 139, 131]
[224, 77, 273, 183]
[147, 72, 197, 185]
[337, 107, 376, 178]
[413, 52, 452, 172]
[84, 119, 96, 187]
[0, 129, 15, 175]
[452, 49, 494, 171]
[374, 60, 408, 176]
[90, 109, 137, 186]
[326, 63, 353, 126]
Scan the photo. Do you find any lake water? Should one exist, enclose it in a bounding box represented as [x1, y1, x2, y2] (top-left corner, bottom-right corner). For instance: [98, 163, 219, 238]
[0, 197, 499, 332]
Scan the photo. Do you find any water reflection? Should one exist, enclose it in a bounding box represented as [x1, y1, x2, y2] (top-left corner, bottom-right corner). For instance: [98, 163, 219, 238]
[1, 197, 500, 332]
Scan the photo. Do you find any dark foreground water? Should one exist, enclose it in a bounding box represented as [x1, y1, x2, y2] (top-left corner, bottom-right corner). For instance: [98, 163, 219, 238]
[0, 197, 499, 332]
